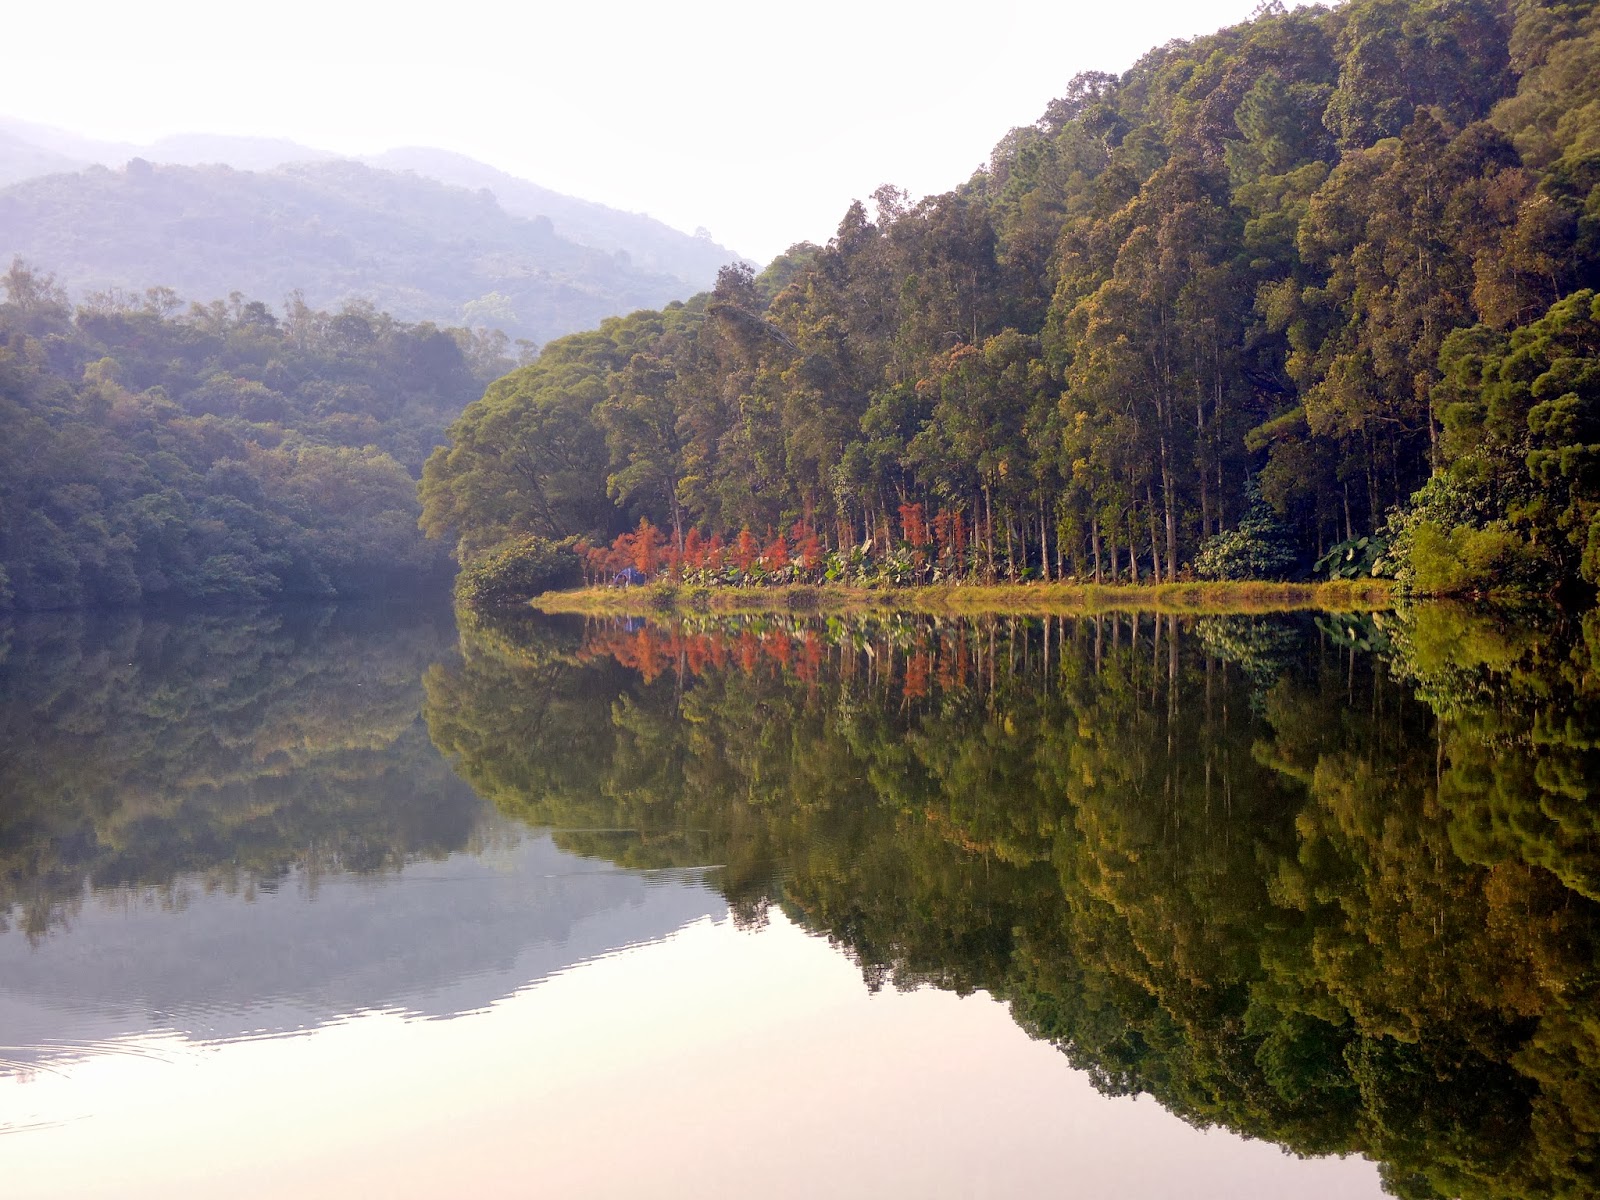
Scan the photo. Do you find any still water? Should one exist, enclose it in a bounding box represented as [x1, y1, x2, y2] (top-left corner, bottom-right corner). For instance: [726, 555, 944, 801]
[0, 600, 1594, 1198]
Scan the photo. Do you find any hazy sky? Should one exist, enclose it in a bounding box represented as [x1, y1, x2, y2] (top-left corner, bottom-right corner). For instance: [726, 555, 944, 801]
[3, 0, 1278, 261]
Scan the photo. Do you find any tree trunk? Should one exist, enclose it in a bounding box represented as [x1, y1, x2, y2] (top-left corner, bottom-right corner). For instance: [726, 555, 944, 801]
[983, 484, 997, 581]
[1216, 458, 1225, 531]
[1160, 432, 1177, 583]
[1038, 494, 1051, 582]
[1128, 510, 1140, 584]
[1056, 501, 1065, 580]
[668, 476, 685, 554]
[1366, 450, 1379, 537]
[1091, 517, 1102, 584]
[1145, 481, 1162, 584]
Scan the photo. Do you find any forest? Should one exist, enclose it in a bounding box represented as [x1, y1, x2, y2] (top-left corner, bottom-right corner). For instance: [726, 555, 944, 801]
[0, 262, 504, 609]
[425, 603, 1600, 1200]
[421, 0, 1600, 597]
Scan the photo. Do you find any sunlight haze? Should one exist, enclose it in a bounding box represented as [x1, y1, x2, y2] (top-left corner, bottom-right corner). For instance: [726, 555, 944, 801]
[5, 0, 1274, 260]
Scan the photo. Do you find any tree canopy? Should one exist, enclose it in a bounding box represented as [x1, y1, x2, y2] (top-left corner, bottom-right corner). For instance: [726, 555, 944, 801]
[0, 265, 501, 608]
[424, 0, 1600, 597]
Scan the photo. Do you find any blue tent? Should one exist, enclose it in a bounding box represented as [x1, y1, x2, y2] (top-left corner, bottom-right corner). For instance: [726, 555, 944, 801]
[611, 566, 646, 587]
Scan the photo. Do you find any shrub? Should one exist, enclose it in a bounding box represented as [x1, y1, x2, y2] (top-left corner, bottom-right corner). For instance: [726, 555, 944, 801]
[1314, 535, 1392, 580]
[1386, 474, 1551, 595]
[455, 535, 579, 608]
[1406, 521, 1534, 596]
[1195, 483, 1298, 581]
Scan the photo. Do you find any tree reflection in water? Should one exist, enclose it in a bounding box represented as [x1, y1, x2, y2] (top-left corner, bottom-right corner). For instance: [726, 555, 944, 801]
[426, 604, 1600, 1200]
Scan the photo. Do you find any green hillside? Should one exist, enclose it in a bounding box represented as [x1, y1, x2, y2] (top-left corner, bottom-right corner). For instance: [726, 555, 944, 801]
[0, 263, 501, 609]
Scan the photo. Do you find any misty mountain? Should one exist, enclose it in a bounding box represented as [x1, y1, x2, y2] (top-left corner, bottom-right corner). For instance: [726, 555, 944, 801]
[0, 117, 128, 176]
[0, 128, 83, 188]
[366, 146, 735, 284]
[0, 157, 733, 346]
[0, 117, 334, 178]
[0, 120, 745, 320]
[145, 131, 340, 169]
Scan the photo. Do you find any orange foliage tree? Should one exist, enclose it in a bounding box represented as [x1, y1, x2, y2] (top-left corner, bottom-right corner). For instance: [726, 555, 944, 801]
[732, 527, 759, 573]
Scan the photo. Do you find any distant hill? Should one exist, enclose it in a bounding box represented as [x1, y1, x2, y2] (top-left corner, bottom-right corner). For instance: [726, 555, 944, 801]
[0, 129, 83, 188]
[0, 157, 734, 346]
[0, 118, 334, 175]
[145, 132, 339, 170]
[0, 120, 746, 342]
[365, 147, 735, 285]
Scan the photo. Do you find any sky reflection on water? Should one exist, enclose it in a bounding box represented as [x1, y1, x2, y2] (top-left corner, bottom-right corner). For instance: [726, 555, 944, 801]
[1, 902, 1381, 1199]
[16, 601, 1553, 1196]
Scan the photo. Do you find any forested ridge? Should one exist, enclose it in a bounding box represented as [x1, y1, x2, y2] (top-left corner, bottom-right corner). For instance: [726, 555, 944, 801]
[0, 263, 508, 609]
[423, 0, 1600, 596]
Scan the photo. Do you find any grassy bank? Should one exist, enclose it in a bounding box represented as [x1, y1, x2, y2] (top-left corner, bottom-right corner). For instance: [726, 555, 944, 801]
[529, 579, 1395, 618]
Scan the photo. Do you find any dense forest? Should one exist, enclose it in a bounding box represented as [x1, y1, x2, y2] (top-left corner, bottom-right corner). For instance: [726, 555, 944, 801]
[422, 0, 1600, 596]
[0, 262, 506, 609]
[425, 604, 1600, 1199]
[0, 157, 734, 347]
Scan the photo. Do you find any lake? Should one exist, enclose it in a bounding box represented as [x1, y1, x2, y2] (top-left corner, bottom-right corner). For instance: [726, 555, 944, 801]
[0, 599, 1593, 1198]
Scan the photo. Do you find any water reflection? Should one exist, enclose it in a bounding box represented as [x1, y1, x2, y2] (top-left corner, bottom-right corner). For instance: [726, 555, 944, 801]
[0, 603, 480, 939]
[0, 602, 725, 1076]
[425, 605, 1600, 1200]
[3, 598, 1594, 1197]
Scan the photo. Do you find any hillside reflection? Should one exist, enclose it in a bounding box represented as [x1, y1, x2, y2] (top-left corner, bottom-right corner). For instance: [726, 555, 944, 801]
[425, 605, 1600, 1200]
[0, 603, 480, 941]
[0, 603, 727, 1066]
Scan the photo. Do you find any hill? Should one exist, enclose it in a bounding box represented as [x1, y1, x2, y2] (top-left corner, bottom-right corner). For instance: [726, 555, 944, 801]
[0, 119, 747, 342]
[0, 157, 729, 347]
[0, 129, 81, 188]
[365, 146, 735, 286]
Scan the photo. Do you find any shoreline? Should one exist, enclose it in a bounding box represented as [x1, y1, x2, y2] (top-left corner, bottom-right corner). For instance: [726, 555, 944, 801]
[528, 579, 1396, 618]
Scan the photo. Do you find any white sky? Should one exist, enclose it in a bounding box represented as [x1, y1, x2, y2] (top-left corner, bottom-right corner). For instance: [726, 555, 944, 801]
[2, 0, 1277, 262]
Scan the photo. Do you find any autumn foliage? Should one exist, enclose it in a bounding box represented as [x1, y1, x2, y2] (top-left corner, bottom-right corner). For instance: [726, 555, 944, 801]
[573, 511, 989, 588]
